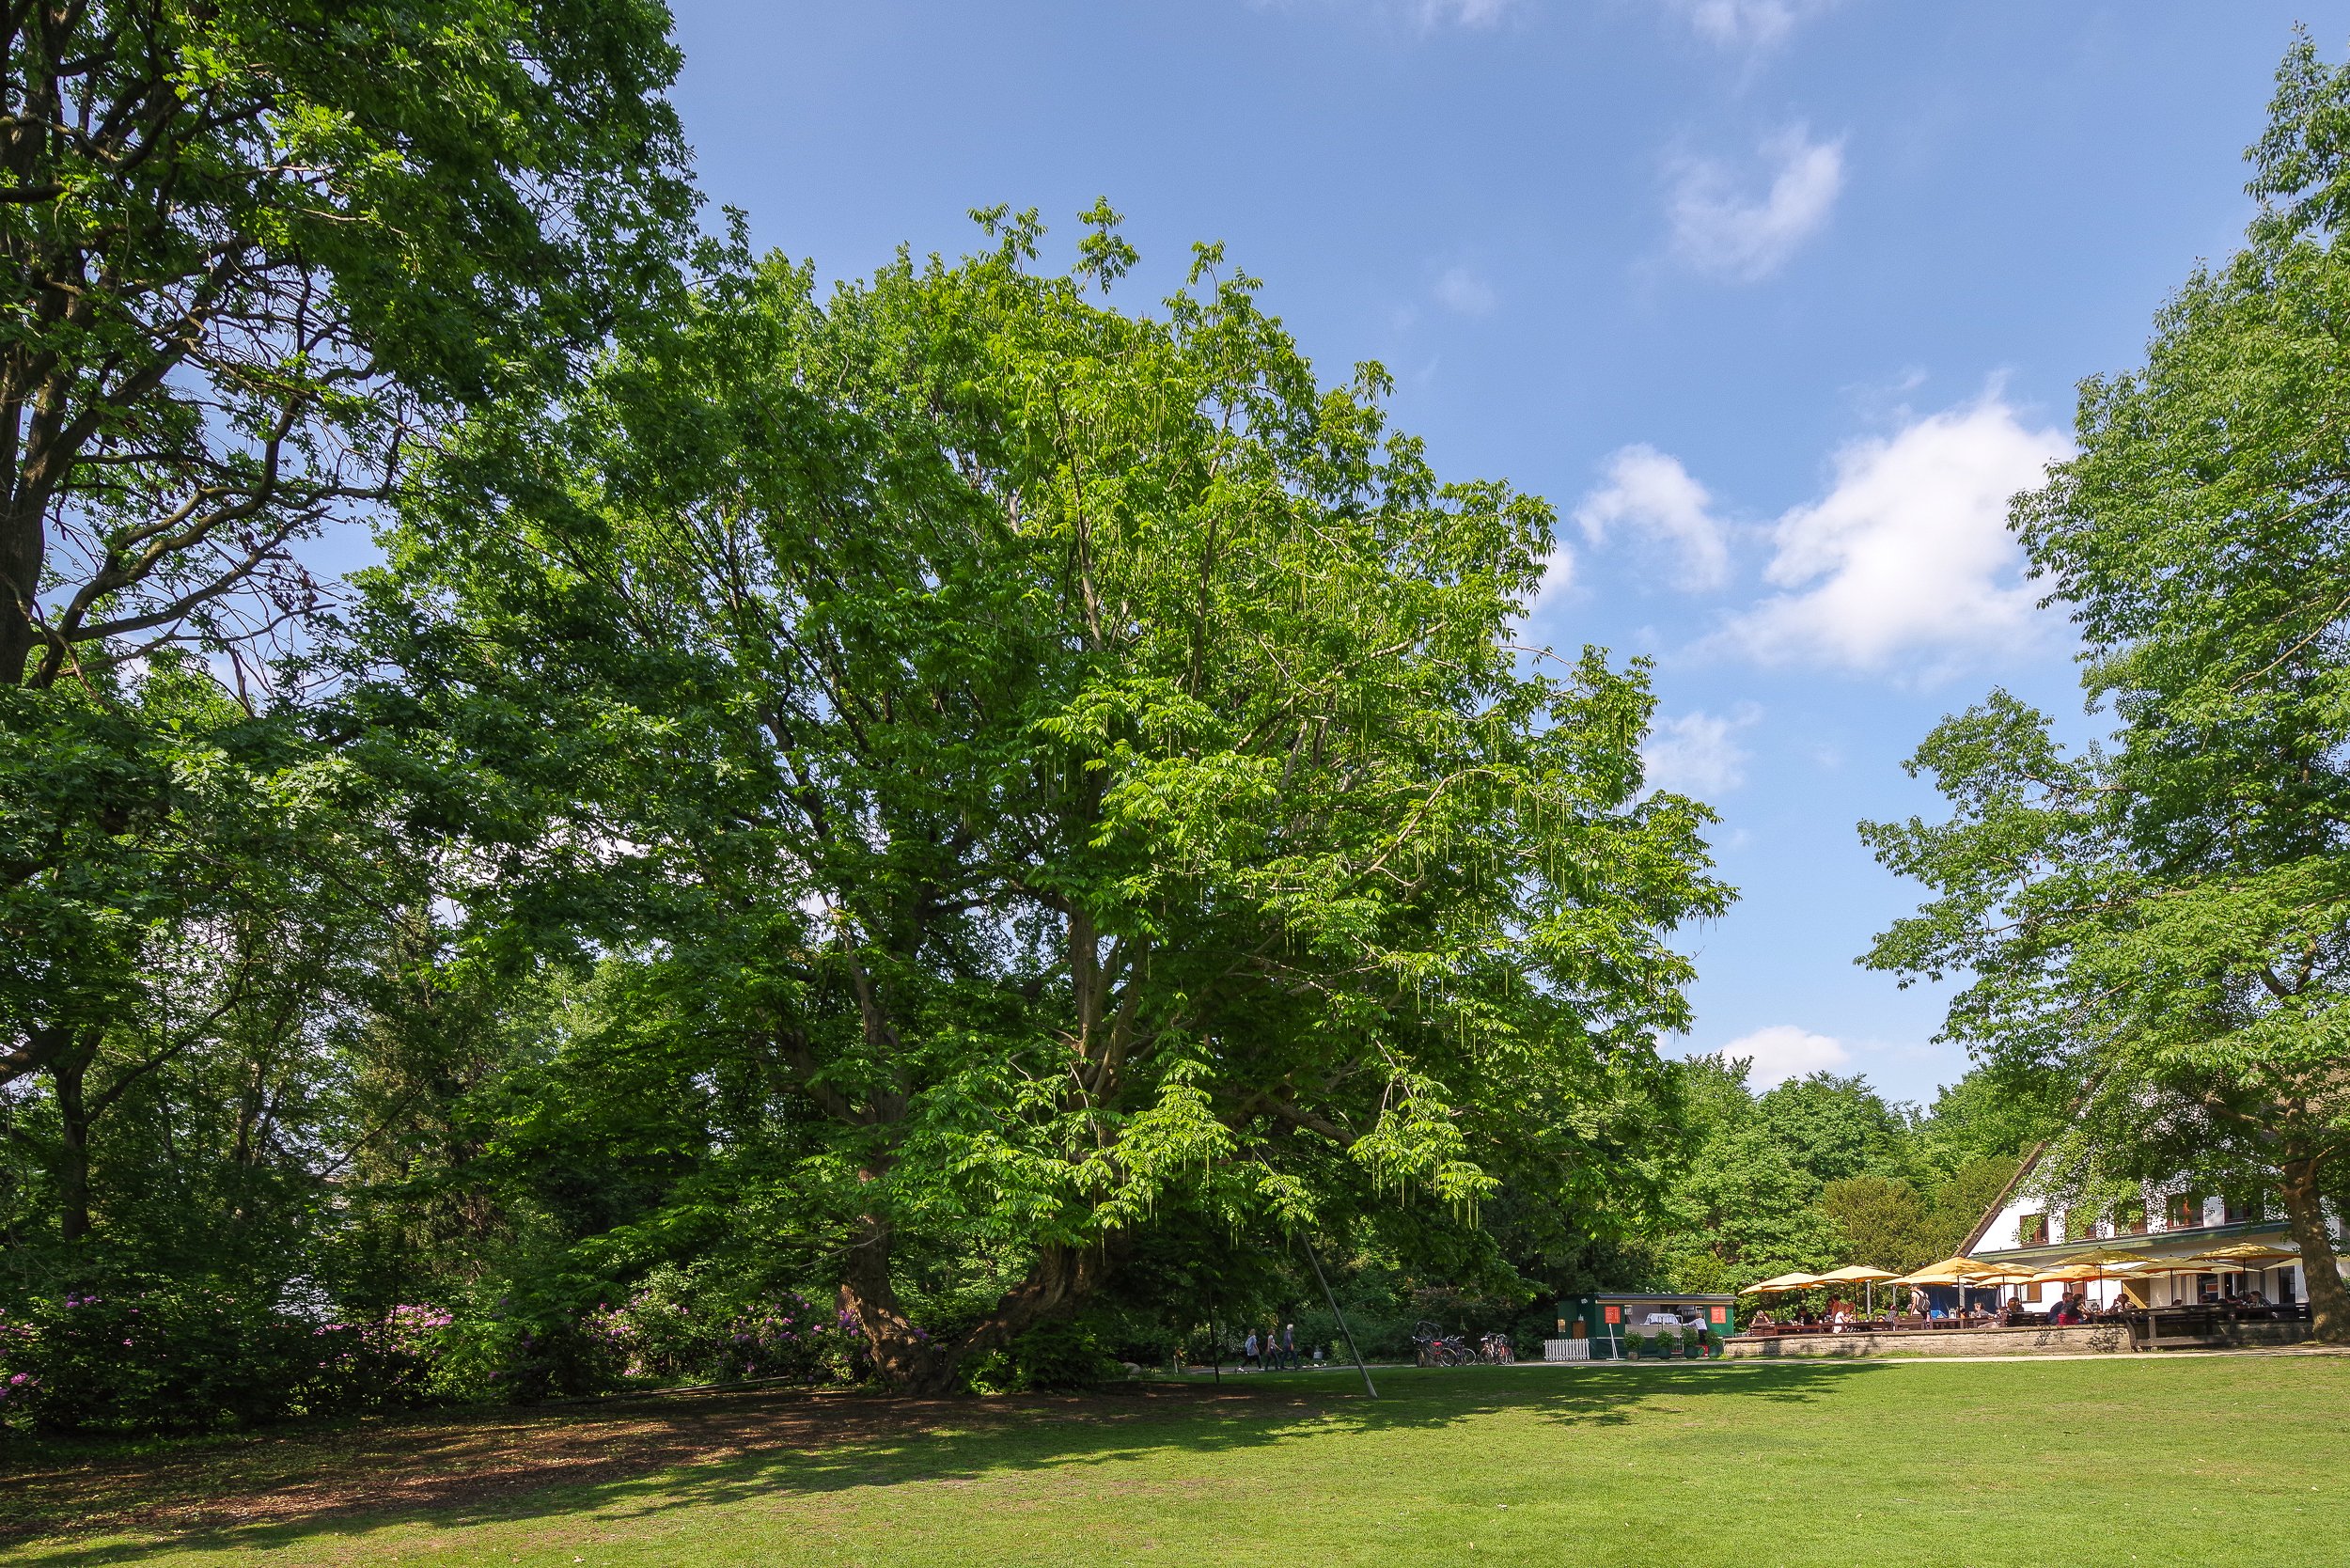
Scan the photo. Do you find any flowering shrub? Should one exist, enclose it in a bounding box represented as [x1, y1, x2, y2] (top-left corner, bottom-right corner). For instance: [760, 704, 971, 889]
[0, 1308, 38, 1417]
[0, 1289, 461, 1435]
[576, 1269, 856, 1388]
[0, 1272, 861, 1431]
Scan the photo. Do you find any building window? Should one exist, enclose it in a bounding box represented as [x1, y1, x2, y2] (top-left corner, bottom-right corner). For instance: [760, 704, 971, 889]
[2016, 1213, 2048, 1247]
[2112, 1200, 2148, 1236]
[2222, 1192, 2264, 1225]
[2166, 1192, 2206, 1231]
[2063, 1206, 2099, 1243]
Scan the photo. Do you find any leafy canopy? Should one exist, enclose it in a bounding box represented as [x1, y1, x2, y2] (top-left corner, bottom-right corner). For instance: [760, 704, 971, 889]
[367, 212, 1731, 1387]
[1863, 33, 2350, 1340]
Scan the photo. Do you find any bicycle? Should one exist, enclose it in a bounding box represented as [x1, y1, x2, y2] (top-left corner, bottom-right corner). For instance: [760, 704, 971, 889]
[1412, 1321, 1479, 1367]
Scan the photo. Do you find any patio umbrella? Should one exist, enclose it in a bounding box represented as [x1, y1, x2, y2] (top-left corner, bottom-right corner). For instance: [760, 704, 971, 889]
[2181, 1242, 2301, 1300]
[1964, 1266, 2038, 1313]
[1817, 1264, 1898, 1315]
[2132, 1253, 2215, 1307]
[1738, 1272, 1825, 1294]
[2182, 1242, 2299, 1266]
[1890, 1256, 2006, 1316]
[2056, 1246, 2154, 1268]
[2052, 1246, 2154, 1307]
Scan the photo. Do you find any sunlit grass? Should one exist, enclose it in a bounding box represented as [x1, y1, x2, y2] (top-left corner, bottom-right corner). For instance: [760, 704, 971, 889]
[5, 1355, 2346, 1566]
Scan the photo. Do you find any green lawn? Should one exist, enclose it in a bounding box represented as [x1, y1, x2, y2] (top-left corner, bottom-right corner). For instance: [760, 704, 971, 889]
[4, 1355, 2346, 1566]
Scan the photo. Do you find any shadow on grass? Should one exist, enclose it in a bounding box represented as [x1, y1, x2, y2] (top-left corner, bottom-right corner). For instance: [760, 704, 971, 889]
[0, 1360, 1891, 1563]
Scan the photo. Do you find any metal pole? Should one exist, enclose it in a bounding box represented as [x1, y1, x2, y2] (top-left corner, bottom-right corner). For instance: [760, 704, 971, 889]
[1301, 1232, 1377, 1399]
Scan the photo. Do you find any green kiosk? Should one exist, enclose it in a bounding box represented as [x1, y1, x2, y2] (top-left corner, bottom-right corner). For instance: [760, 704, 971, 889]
[1547, 1292, 1737, 1360]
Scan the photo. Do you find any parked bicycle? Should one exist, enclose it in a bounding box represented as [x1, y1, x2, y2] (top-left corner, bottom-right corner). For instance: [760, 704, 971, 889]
[1411, 1320, 1473, 1367]
[1413, 1322, 1513, 1366]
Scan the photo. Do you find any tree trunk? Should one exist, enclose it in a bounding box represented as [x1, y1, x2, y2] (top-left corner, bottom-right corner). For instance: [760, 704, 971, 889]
[2279, 1156, 2347, 1344]
[50, 1031, 96, 1244]
[837, 1215, 1120, 1395]
[835, 1214, 957, 1395]
[0, 513, 39, 690]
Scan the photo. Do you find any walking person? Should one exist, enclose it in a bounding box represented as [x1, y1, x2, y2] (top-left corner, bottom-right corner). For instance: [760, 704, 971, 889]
[1243, 1328, 1261, 1370]
[1281, 1322, 1297, 1371]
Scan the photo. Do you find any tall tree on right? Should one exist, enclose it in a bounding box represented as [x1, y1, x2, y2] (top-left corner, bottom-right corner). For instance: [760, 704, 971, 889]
[1862, 32, 2350, 1343]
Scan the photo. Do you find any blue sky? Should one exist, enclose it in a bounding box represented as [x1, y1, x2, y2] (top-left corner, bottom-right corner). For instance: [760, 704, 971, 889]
[666, 0, 2346, 1105]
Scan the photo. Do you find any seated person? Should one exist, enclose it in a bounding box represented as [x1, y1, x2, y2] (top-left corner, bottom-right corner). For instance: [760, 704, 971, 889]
[1748, 1309, 1775, 1328]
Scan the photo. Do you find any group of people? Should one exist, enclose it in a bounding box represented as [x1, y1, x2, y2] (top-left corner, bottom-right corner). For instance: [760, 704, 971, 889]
[1242, 1323, 1302, 1371]
[1995, 1290, 2139, 1325]
[1747, 1294, 1994, 1332]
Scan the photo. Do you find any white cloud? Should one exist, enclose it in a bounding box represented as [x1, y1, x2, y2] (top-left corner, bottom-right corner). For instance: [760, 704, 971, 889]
[1720, 396, 2072, 673]
[1270, 0, 1523, 27]
[1526, 536, 1574, 619]
[1574, 444, 1731, 591]
[1643, 703, 1760, 796]
[1668, 125, 1844, 281]
[1663, 0, 1839, 52]
[1716, 1024, 1851, 1087]
[1416, 0, 1518, 22]
[1434, 263, 1496, 316]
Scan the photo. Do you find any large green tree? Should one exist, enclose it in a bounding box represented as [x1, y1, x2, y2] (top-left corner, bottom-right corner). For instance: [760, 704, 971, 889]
[1, 0, 695, 1093]
[369, 213, 1731, 1392]
[1864, 36, 2350, 1342]
[0, 0, 694, 690]
[0, 2, 695, 1277]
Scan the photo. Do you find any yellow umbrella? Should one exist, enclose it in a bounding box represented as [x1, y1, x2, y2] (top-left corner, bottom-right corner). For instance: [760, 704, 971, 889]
[2056, 1246, 2154, 1268]
[1739, 1272, 1825, 1294]
[2131, 1253, 2219, 1307]
[2182, 1243, 2300, 1302]
[2047, 1246, 2154, 1310]
[2183, 1242, 2298, 1267]
[1817, 1264, 1899, 1315]
[1890, 1255, 2007, 1316]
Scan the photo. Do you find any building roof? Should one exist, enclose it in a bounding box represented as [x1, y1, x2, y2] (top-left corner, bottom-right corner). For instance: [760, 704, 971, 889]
[1973, 1215, 2296, 1265]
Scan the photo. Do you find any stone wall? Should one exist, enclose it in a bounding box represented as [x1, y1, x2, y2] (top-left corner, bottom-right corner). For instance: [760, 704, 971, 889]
[1721, 1319, 2311, 1358]
[1724, 1324, 2129, 1358]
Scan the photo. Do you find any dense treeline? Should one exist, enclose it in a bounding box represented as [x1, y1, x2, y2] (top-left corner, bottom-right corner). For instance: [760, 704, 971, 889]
[8, 9, 2350, 1435]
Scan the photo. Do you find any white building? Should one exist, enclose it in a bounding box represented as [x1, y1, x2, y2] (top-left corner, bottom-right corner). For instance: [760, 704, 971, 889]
[1965, 1157, 2341, 1310]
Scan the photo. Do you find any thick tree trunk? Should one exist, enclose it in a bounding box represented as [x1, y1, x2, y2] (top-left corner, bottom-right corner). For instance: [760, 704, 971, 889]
[51, 1033, 95, 1244]
[837, 1215, 1120, 1395]
[2278, 1157, 2347, 1344]
[835, 1214, 956, 1394]
[0, 491, 45, 689]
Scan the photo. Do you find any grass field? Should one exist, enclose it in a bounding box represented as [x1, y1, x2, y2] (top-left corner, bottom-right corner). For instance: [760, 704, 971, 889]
[4, 1353, 2346, 1566]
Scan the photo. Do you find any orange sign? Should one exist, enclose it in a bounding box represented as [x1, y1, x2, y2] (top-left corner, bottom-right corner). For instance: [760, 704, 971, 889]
[1603, 1305, 1621, 1324]
[1710, 1308, 1727, 1324]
